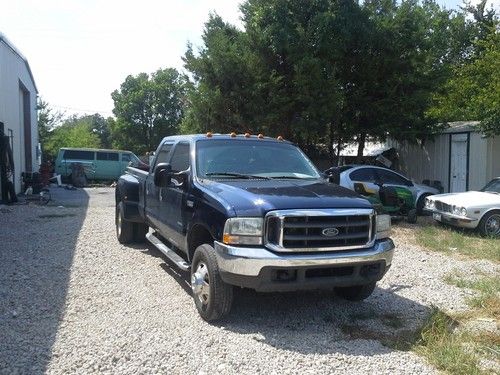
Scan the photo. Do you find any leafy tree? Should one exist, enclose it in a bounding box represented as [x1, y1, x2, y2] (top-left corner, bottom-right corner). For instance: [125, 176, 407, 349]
[111, 68, 188, 154]
[37, 99, 63, 161]
[43, 116, 102, 159]
[429, 30, 500, 135]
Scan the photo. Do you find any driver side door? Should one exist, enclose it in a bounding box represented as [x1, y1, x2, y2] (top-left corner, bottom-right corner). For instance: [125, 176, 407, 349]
[159, 142, 191, 252]
[145, 142, 174, 230]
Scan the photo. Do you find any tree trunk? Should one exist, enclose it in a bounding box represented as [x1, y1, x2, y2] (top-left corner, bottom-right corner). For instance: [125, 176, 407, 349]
[336, 137, 342, 166]
[328, 122, 335, 165]
[356, 133, 366, 163]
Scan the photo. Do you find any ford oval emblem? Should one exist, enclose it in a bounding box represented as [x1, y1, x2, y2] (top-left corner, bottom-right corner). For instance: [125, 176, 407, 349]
[322, 227, 339, 237]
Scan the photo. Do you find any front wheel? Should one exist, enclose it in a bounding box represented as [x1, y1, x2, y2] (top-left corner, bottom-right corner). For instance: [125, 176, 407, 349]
[478, 211, 500, 237]
[335, 282, 376, 301]
[407, 209, 418, 224]
[191, 244, 233, 321]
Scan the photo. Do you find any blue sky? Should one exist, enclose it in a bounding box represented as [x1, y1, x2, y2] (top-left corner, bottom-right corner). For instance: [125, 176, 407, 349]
[0, 0, 497, 118]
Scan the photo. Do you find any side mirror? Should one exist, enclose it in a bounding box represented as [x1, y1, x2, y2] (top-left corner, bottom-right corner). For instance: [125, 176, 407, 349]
[154, 163, 172, 187]
[324, 167, 340, 184]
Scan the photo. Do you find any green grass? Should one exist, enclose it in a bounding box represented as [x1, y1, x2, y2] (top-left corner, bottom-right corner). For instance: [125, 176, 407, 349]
[414, 308, 481, 375]
[417, 225, 500, 262]
[444, 273, 500, 318]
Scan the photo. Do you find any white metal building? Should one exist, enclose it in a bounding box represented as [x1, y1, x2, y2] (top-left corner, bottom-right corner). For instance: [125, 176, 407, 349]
[388, 122, 500, 193]
[0, 32, 39, 194]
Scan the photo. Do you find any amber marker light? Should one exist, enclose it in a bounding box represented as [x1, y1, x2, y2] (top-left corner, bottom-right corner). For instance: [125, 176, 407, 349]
[244, 133, 251, 138]
[230, 132, 237, 137]
[257, 133, 264, 139]
[206, 132, 213, 138]
[277, 135, 284, 141]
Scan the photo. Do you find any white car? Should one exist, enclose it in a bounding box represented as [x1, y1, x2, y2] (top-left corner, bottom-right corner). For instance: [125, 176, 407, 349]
[335, 165, 439, 213]
[424, 178, 500, 237]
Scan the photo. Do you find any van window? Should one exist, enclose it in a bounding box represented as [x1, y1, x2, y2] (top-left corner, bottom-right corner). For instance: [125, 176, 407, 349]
[122, 153, 131, 162]
[97, 152, 119, 161]
[64, 150, 94, 160]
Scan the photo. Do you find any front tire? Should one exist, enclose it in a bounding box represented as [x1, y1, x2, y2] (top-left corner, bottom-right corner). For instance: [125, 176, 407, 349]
[407, 209, 418, 224]
[116, 202, 135, 244]
[191, 244, 233, 321]
[416, 194, 430, 215]
[478, 210, 500, 237]
[335, 282, 376, 301]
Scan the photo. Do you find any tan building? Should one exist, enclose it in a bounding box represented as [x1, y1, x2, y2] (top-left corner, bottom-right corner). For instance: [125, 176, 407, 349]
[388, 122, 500, 193]
[0, 32, 39, 196]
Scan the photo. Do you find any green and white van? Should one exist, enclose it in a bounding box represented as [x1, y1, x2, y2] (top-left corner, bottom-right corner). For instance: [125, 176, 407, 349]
[55, 148, 143, 181]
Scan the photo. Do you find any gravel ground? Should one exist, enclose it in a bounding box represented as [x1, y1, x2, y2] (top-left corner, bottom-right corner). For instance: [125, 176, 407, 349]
[1, 187, 498, 374]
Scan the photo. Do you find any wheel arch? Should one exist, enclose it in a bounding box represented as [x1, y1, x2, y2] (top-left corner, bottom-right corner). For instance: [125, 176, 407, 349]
[187, 224, 215, 262]
[478, 207, 500, 222]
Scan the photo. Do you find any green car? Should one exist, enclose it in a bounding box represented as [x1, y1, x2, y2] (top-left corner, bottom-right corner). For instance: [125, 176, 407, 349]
[55, 148, 144, 181]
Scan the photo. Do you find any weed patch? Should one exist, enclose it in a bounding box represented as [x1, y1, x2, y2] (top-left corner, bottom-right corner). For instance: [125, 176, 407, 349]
[416, 225, 500, 262]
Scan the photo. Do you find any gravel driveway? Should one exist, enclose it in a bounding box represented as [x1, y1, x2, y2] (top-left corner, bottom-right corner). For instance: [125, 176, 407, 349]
[1, 187, 497, 374]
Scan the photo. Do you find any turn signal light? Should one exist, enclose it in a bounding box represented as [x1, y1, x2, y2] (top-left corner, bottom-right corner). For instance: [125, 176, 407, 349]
[230, 132, 237, 137]
[257, 133, 264, 139]
[277, 136, 283, 141]
[244, 133, 251, 138]
[206, 132, 213, 138]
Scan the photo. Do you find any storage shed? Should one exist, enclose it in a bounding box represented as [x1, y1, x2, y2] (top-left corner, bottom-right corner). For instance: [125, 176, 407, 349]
[387, 121, 500, 193]
[0, 32, 39, 197]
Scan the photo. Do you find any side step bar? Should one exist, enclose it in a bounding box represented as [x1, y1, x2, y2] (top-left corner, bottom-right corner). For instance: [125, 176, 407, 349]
[146, 232, 191, 272]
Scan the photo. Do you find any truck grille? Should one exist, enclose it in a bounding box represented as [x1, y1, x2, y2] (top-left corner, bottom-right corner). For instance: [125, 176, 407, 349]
[265, 209, 375, 252]
[435, 201, 452, 213]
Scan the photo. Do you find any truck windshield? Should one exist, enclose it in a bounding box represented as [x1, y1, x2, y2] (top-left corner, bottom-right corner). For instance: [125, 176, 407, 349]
[196, 139, 321, 179]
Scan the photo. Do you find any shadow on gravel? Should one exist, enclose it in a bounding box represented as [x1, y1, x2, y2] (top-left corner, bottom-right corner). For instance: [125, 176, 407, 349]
[0, 187, 89, 374]
[141, 242, 432, 356]
[223, 287, 431, 356]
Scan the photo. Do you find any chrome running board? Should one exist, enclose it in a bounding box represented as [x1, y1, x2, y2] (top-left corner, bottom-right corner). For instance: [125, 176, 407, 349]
[146, 232, 190, 271]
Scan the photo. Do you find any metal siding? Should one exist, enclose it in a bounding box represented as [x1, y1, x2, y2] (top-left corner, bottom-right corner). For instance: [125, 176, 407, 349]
[387, 136, 450, 192]
[0, 41, 38, 193]
[468, 132, 487, 190]
[488, 136, 500, 181]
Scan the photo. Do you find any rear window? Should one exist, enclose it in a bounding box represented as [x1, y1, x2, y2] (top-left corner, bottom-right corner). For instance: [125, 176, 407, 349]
[96, 152, 119, 161]
[63, 150, 94, 160]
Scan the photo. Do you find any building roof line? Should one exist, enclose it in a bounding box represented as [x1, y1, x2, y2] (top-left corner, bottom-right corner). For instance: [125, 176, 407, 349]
[0, 31, 38, 93]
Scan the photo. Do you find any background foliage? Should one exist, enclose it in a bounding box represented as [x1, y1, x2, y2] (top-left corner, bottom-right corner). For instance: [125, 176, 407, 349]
[38, 0, 499, 164]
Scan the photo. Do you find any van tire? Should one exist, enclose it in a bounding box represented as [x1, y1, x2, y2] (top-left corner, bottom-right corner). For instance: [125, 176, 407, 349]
[116, 202, 134, 244]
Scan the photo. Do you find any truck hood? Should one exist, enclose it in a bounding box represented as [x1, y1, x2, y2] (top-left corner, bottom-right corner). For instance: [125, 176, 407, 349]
[432, 191, 500, 207]
[197, 178, 372, 216]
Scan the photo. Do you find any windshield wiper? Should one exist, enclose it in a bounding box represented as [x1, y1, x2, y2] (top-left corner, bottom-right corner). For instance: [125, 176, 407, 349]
[268, 175, 312, 180]
[205, 172, 271, 180]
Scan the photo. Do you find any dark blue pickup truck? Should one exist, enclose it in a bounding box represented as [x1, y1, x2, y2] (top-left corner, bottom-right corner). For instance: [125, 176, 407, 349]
[116, 134, 394, 321]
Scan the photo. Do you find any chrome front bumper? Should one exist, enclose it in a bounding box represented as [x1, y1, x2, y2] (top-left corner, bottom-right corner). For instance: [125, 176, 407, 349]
[424, 209, 478, 229]
[213, 239, 395, 277]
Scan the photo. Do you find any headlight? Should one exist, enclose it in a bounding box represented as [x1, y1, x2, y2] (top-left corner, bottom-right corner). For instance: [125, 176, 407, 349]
[425, 198, 435, 210]
[452, 205, 466, 216]
[376, 214, 391, 239]
[223, 218, 263, 245]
